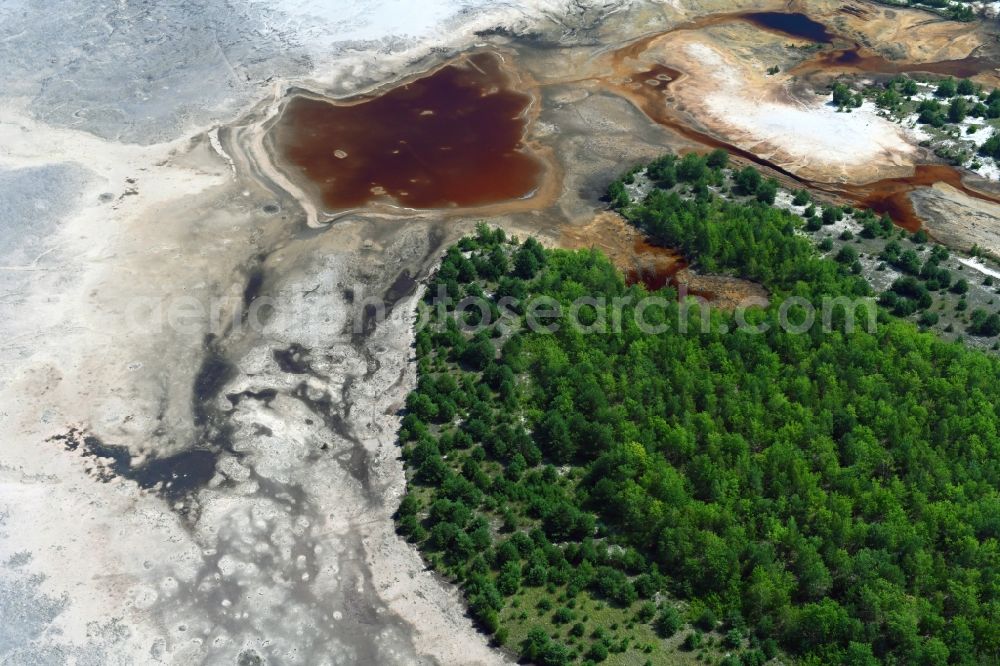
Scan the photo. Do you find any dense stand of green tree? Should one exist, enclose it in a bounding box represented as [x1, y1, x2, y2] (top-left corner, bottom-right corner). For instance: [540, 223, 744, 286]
[396, 161, 1000, 665]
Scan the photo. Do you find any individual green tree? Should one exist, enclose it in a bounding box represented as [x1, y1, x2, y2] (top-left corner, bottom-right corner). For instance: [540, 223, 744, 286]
[843, 642, 879, 666]
[553, 607, 576, 624]
[896, 249, 922, 274]
[537, 410, 575, 463]
[917, 99, 946, 126]
[734, 166, 762, 195]
[948, 3, 974, 21]
[832, 82, 860, 108]
[879, 213, 894, 234]
[635, 602, 656, 623]
[586, 641, 609, 662]
[723, 628, 743, 649]
[497, 561, 521, 595]
[514, 248, 540, 279]
[948, 96, 968, 123]
[606, 180, 629, 209]
[646, 154, 677, 187]
[522, 627, 571, 666]
[968, 309, 1000, 336]
[681, 632, 703, 651]
[957, 78, 976, 96]
[877, 87, 901, 110]
[406, 392, 438, 421]
[655, 606, 683, 637]
[835, 246, 858, 264]
[935, 77, 957, 98]
[706, 148, 729, 170]
[458, 342, 491, 374]
[698, 607, 720, 632]
[677, 152, 708, 182]
[919, 311, 939, 327]
[979, 132, 1000, 158]
[756, 178, 778, 205]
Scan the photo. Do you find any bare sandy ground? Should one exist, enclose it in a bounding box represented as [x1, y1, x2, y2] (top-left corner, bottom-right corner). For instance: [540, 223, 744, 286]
[911, 182, 1000, 256]
[829, 0, 988, 65]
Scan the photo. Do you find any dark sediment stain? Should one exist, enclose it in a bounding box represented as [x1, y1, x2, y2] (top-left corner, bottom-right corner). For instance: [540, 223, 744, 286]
[192, 336, 237, 427]
[45, 334, 246, 508]
[273, 343, 313, 374]
[358, 303, 381, 339]
[243, 266, 265, 309]
[134, 449, 218, 500]
[226, 388, 279, 407]
[383, 269, 417, 308]
[272, 51, 543, 210]
[49, 428, 218, 501]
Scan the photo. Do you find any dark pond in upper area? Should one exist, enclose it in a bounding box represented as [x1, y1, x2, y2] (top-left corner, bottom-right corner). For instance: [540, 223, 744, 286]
[741, 12, 835, 43]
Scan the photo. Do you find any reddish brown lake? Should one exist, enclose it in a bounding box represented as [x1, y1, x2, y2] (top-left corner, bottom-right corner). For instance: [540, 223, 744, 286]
[271, 52, 543, 210]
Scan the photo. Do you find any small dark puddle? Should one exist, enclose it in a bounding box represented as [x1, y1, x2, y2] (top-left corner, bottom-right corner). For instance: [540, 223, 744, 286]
[243, 267, 265, 308]
[623, 238, 687, 292]
[273, 343, 313, 374]
[383, 269, 417, 307]
[226, 388, 279, 407]
[192, 343, 236, 427]
[50, 429, 218, 501]
[741, 12, 834, 43]
[272, 51, 543, 210]
[133, 449, 218, 499]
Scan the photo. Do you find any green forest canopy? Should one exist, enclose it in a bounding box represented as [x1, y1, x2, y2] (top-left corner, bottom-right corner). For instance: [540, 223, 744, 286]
[396, 164, 1000, 665]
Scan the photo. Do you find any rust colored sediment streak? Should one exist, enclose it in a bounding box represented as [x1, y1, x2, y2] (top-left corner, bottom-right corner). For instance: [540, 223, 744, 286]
[791, 47, 995, 78]
[820, 166, 1000, 232]
[272, 52, 543, 210]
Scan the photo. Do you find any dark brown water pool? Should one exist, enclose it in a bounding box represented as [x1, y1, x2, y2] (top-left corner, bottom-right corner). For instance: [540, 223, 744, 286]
[271, 52, 543, 210]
